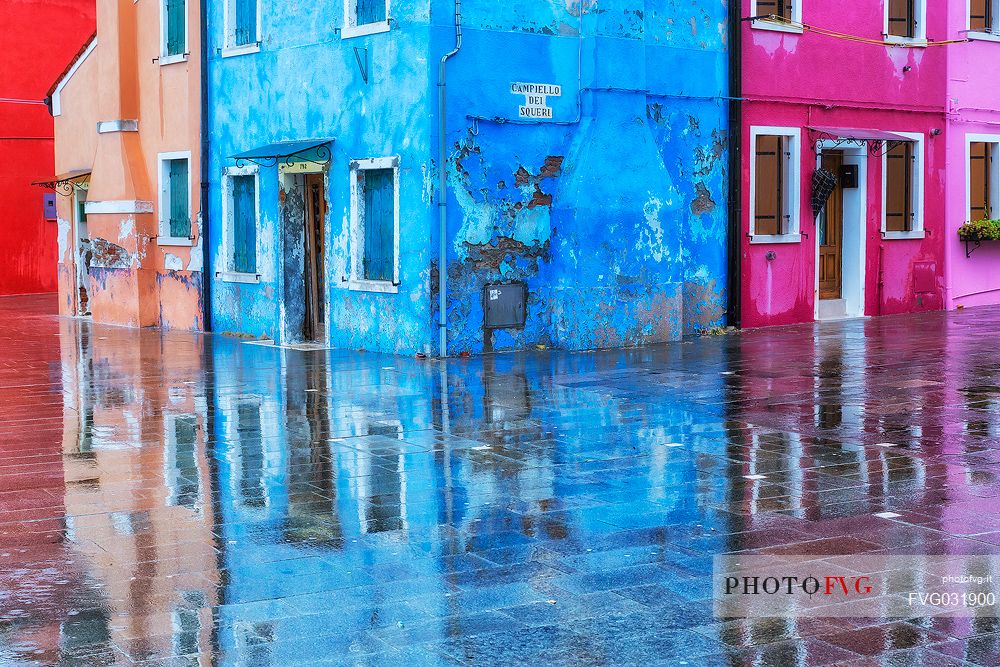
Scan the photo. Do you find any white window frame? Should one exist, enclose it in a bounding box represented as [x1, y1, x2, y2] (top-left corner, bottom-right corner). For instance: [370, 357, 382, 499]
[881, 131, 926, 240]
[219, 165, 261, 283]
[221, 394, 272, 513]
[749, 126, 803, 244]
[159, 0, 189, 65]
[222, 0, 261, 58]
[883, 0, 927, 44]
[341, 0, 391, 39]
[966, 0, 1000, 40]
[348, 156, 400, 293]
[750, 0, 803, 34]
[157, 151, 193, 247]
[966, 134, 1000, 222]
[163, 413, 203, 515]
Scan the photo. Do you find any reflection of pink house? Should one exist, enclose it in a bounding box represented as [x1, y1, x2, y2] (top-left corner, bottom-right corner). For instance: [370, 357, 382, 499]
[944, 3, 1000, 309]
[740, 0, 950, 327]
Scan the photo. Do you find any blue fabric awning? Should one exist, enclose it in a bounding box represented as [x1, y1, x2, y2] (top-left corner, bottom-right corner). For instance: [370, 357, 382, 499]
[230, 140, 333, 167]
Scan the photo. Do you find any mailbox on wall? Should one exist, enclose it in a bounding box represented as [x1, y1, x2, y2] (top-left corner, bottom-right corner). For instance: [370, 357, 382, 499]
[839, 164, 859, 189]
[42, 193, 57, 221]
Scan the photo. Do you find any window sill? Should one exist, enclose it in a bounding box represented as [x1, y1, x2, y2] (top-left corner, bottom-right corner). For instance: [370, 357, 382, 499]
[883, 34, 928, 47]
[750, 233, 802, 245]
[882, 230, 926, 240]
[159, 53, 189, 66]
[217, 271, 261, 284]
[967, 31, 1000, 43]
[751, 20, 803, 34]
[157, 236, 194, 247]
[222, 43, 261, 58]
[341, 21, 391, 39]
[347, 279, 398, 294]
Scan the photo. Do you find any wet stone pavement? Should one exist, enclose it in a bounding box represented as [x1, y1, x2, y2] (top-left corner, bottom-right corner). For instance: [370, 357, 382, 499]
[4, 295, 1000, 665]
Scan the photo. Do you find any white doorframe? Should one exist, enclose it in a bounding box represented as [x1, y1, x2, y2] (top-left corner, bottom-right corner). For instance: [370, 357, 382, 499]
[72, 187, 90, 316]
[814, 140, 868, 320]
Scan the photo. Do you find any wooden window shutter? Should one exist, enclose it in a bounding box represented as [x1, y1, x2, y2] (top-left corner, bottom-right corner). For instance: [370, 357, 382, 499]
[165, 0, 186, 55]
[356, 0, 386, 26]
[232, 175, 257, 274]
[235, 0, 257, 46]
[755, 135, 784, 236]
[971, 0, 993, 31]
[888, 0, 916, 38]
[756, 0, 793, 20]
[885, 142, 914, 232]
[168, 159, 189, 238]
[362, 169, 395, 281]
[970, 143, 992, 222]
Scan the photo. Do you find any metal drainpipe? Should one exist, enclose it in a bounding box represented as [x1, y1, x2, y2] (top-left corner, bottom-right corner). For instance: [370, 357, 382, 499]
[726, 0, 743, 328]
[199, 0, 212, 332]
[437, 0, 462, 358]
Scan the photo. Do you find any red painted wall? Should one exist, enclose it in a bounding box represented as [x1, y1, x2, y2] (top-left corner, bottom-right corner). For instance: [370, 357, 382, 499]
[0, 0, 95, 295]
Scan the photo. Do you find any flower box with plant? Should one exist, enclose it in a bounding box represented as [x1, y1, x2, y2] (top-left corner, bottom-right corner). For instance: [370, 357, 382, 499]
[958, 219, 1000, 242]
[958, 219, 1000, 257]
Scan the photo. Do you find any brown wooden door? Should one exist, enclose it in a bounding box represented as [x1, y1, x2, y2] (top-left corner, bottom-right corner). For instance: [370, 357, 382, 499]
[819, 152, 843, 301]
[304, 174, 327, 341]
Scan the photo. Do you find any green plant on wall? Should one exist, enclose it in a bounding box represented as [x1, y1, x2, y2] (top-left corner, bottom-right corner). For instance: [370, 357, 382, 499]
[958, 219, 1000, 241]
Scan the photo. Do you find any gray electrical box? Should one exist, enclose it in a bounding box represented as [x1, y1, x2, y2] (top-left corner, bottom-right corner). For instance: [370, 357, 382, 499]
[483, 282, 527, 329]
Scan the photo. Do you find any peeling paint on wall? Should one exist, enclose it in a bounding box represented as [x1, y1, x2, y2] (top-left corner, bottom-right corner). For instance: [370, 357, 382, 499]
[89, 238, 131, 269]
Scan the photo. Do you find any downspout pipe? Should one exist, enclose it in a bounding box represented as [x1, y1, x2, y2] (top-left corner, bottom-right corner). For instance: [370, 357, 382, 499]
[199, 0, 212, 332]
[437, 0, 462, 358]
[726, 0, 743, 328]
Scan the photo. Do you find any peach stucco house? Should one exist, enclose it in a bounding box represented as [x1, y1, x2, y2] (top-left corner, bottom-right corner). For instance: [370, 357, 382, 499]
[50, 0, 204, 330]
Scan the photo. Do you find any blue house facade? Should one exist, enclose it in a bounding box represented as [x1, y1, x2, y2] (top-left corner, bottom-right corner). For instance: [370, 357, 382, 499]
[207, 0, 730, 355]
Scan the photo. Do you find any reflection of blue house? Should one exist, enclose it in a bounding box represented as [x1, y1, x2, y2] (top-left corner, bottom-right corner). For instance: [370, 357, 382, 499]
[199, 339, 744, 662]
[206, 0, 730, 355]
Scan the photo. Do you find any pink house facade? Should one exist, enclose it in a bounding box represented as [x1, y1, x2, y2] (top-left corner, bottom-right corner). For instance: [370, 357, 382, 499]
[740, 0, 952, 327]
[944, 2, 1000, 309]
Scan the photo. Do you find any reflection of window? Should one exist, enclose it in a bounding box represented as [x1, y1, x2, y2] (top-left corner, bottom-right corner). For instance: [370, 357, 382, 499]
[172, 592, 205, 658]
[165, 415, 201, 512]
[238, 400, 266, 508]
[366, 460, 402, 533]
[750, 128, 801, 241]
[61, 608, 111, 655]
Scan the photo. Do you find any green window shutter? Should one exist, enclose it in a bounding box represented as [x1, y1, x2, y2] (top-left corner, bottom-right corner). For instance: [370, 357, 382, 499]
[235, 0, 257, 46]
[166, 0, 186, 56]
[363, 169, 394, 282]
[168, 159, 190, 238]
[232, 175, 257, 274]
